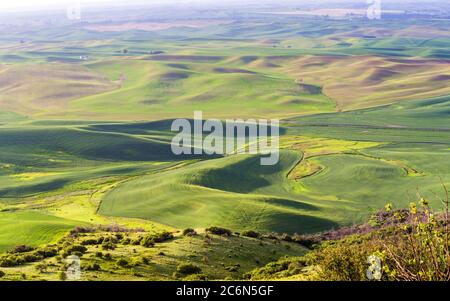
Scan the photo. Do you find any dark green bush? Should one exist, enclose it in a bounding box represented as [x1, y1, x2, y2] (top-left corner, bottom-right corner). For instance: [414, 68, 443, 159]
[1, 252, 44, 267]
[20, 253, 42, 263]
[205, 227, 232, 236]
[8, 245, 35, 254]
[246, 257, 307, 280]
[140, 232, 174, 247]
[176, 263, 202, 275]
[182, 228, 197, 236]
[85, 263, 101, 271]
[292, 234, 317, 249]
[35, 263, 48, 273]
[140, 236, 155, 248]
[116, 258, 129, 268]
[241, 230, 260, 238]
[150, 231, 174, 243]
[131, 237, 143, 245]
[121, 237, 131, 245]
[63, 245, 87, 257]
[81, 238, 103, 245]
[101, 241, 116, 250]
[0, 257, 19, 267]
[35, 247, 58, 258]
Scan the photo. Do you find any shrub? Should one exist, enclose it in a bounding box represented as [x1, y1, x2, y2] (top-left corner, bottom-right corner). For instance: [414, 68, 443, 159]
[292, 234, 317, 249]
[8, 245, 35, 254]
[129, 257, 142, 267]
[131, 236, 143, 245]
[81, 238, 103, 246]
[21, 253, 42, 263]
[101, 241, 116, 250]
[35, 247, 58, 258]
[0, 270, 5, 278]
[35, 263, 48, 273]
[85, 263, 101, 271]
[205, 227, 232, 236]
[310, 197, 450, 281]
[0, 251, 50, 267]
[104, 236, 119, 243]
[378, 198, 450, 281]
[182, 228, 197, 236]
[69, 251, 83, 258]
[121, 237, 131, 245]
[116, 258, 129, 268]
[310, 239, 374, 281]
[281, 233, 293, 242]
[0, 257, 18, 267]
[263, 233, 279, 240]
[63, 245, 87, 257]
[141, 232, 174, 247]
[95, 251, 103, 258]
[176, 263, 202, 275]
[247, 257, 307, 280]
[150, 232, 174, 243]
[141, 257, 150, 265]
[241, 230, 260, 238]
[140, 236, 155, 248]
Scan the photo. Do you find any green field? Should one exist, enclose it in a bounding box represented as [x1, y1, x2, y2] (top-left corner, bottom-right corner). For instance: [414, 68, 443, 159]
[0, 2, 449, 280]
[0, 211, 81, 252]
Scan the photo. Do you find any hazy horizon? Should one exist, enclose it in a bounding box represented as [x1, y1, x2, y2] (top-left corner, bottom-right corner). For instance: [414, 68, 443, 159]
[0, 0, 445, 12]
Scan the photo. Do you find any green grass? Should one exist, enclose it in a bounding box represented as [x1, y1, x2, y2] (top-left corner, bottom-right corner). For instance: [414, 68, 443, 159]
[99, 95, 450, 233]
[0, 229, 308, 280]
[288, 94, 450, 130]
[99, 150, 337, 233]
[66, 58, 335, 120]
[0, 13, 449, 268]
[0, 211, 82, 252]
[0, 122, 198, 200]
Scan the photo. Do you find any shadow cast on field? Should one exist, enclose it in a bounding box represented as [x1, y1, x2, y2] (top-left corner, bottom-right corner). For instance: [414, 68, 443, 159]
[261, 197, 319, 211]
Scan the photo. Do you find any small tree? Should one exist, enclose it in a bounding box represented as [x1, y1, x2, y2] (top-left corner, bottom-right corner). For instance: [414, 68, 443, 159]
[380, 185, 450, 281]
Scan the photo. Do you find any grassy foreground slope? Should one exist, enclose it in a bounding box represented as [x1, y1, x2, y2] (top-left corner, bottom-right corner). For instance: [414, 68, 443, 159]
[0, 227, 308, 281]
[0, 211, 81, 252]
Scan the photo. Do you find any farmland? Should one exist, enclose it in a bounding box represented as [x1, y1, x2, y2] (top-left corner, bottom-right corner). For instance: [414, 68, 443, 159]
[0, 0, 449, 280]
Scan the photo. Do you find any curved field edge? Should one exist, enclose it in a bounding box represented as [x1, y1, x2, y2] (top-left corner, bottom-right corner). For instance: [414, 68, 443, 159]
[99, 136, 450, 234]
